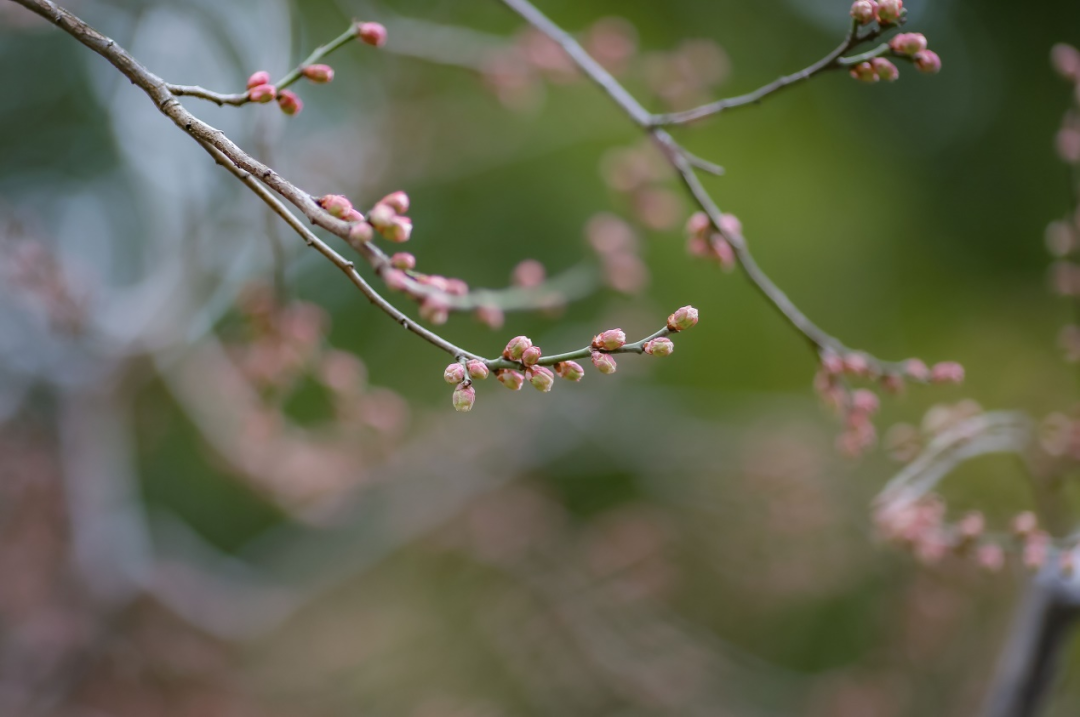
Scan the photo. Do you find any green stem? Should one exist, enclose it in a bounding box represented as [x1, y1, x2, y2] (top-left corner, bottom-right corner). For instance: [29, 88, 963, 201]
[275, 27, 357, 91]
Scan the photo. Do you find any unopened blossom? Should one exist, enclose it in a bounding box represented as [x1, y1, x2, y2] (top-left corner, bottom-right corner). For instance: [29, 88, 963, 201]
[666, 305, 699, 332]
[383, 268, 409, 292]
[420, 274, 450, 293]
[343, 208, 365, 223]
[419, 295, 449, 325]
[850, 62, 878, 84]
[977, 543, 1005, 572]
[643, 337, 674, 356]
[1051, 43, 1080, 82]
[248, 83, 277, 102]
[850, 388, 880, 415]
[496, 368, 525, 390]
[382, 216, 412, 243]
[930, 361, 964, 383]
[512, 259, 546, 288]
[712, 236, 737, 271]
[1012, 511, 1038, 537]
[467, 359, 489, 380]
[1023, 532, 1050, 569]
[319, 194, 353, 219]
[957, 511, 985, 542]
[355, 21, 387, 47]
[452, 383, 476, 412]
[348, 221, 374, 245]
[872, 58, 899, 82]
[444, 278, 469, 296]
[390, 252, 416, 270]
[277, 90, 303, 115]
[554, 360, 585, 381]
[904, 358, 931, 381]
[503, 335, 533, 361]
[592, 328, 626, 351]
[821, 350, 845, 375]
[685, 211, 710, 238]
[301, 64, 335, 83]
[247, 70, 271, 89]
[850, 0, 877, 25]
[914, 50, 942, 74]
[521, 345, 542, 366]
[718, 212, 742, 237]
[444, 363, 466, 384]
[880, 373, 904, 393]
[368, 203, 396, 230]
[843, 353, 871, 376]
[379, 191, 410, 214]
[591, 350, 617, 374]
[476, 305, 505, 330]
[875, 0, 903, 24]
[526, 365, 555, 392]
[889, 32, 927, 56]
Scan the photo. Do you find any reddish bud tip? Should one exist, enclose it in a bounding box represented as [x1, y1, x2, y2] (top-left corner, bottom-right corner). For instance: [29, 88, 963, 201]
[666, 305, 699, 332]
[850, 0, 877, 24]
[248, 83, 277, 103]
[419, 296, 449, 325]
[390, 252, 416, 270]
[444, 363, 466, 384]
[592, 328, 627, 351]
[301, 64, 335, 84]
[930, 361, 964, 384]
[276, 90, 304, 115]
[591, 350, 617, 374]
[355, 21, 387, 47]
[348, 221, 374, 245]
[889, 32, 928, 57]
[503, 335, 533, 362]
[319, 194, 353, 219]
[452, 382, 476, 412]
[496, 368, 525, 390]
[851, 388, 880, 415]
[467, 359, 489, 380]
[685, 211, 711, 237]
[526, 365, 555, 392]
[871, 57, 899, 82]
[1051, 43, 1080, 82]
[643, 337, 674, 356]
[914, 49, 942, 74]
[904, 358, 931, 381]
[554, 360, 585, 381]
[380, 191, 410, 214]
[875, 0, 903, 24]
[246, 70, 271, 89]
[344, 208, 366, 223]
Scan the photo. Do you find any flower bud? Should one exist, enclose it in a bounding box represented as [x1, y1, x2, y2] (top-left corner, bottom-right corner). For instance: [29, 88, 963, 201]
[1012, 511, 1038, 537]
[277, 90, 303, 115]
[247, 70, 271, 89]
[930, 361, 964, 383]
[591, 350, 617, 374]
[592, 328, 627, 351]
[248, 83, 277, 103]
[718, 213, 742, 237]
[977, 543, 1004, 572]
[503, 336, 533, 361]
[383, 254, 413, 272]
[379, 191, 410, 214]
[452, 382, 476, 412]
[419, 296, 449, 325]
[1051, 43, 1080, 82]
[496, 368, 524, 390]
[368, 203, 396, 230]
[643, 337, 674, 356]
[685, 211, 711, 237]
[526, 365, 555, 392]
[511, 259, 546, 288]
[851, 388, 880, 415]
[889, 32, 928, 56]
[382, 216, 412, 243]
[521, 345, 542, 366]
[444, 363, 466, 384]
[344, 208, 365, 223]
[383, 268, 409, 292]
[476, 305, 505, 330]
[913, 50, 941, 74]
[850, 0, 877, 24]
[880, 373, 904, 394]
[445, 278, 469, 296]
[348, 221, 374, 245]
[849, 62, 878, 83]
[554, 360, 585, 381]
[355, 21, 388, 47]
[301, 64, 335, 84]
[467, 359, 489, 380]
[872, 57, 899, 82]
[904, 358, 930, 381]
[875, 0, 903, 24]
[319, 194, 353, 219]
[666, 305, 699, 332]
[843, 353, 871, 377]
[821, 350, 845, 375]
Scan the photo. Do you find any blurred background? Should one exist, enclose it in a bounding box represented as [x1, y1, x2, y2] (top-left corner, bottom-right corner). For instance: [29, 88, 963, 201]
[2, 0, 1080, 714]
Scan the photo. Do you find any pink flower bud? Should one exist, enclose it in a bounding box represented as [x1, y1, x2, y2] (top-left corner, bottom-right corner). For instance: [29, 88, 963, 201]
[276, 90, 303, 115]
[889, 32, 928, 57]
[592, 328, 627, 351]
[355, 21, 388, 48]
[875, 0, 903, 24]
[666, 305, 699, 332]
[958, 511, 985, 541]
[379, 191, 410, 214]
[420, 274, 450, 293]
[419, 296, 449, 325]
[850, 0, 877, 25]
[871, 58, 899, 82]
[383, 268, 409, 292]
[248, 83, 277, 103]
[1051, 43, 1080, 82]
[503, 335, 533, 361]
[976, 543, 1004, 572]
[467, 359, 489, 380]
[685, 211, 711, 238]
[1023, 532, 1049, 569]
[247, 70, 271, 89]
[843, 353, 871, 377]
[382, 216, 412, 243]
[718, 213, 742, 237]
[445, 278, 469, 296]
[1013, 511, 1038, 536]
[526, 365, 555, 392]
[930, 361, 964, 384]
[821, 351, 845, 375]
[904, 358, 930, 381]
[880, 373, 904, 394]
[851, 388, 880, 415]
[554, 360, 585, 381]
[390, 252, 416, 270]
[521, 345, 542, 366]
[913, 50, 941, 74]
[713, 237, 737, 271]
[344, 208, 365, 223]
[348, 221, 374, 245]
[511, 259, 546, 288]
[301, 64, 335, 84]
[319, 194, 353, 219]
[849, 62, 879, 83]
[368, 203, 396, 230]
[643, 337, 674, 356]
[496, 368, 524, 390]
[444, 363, 466, 384]
[452, 382, 476, 412]
[591, 350, 617, 374]
[475, 305, 505, 330]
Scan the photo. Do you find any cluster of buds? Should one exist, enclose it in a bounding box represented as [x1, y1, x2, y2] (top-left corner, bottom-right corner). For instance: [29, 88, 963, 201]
[849, 32, 941, 85]
[685, 210, 738, 270]
[849, 0, 905, 27]
[1051, 46, 1080, 166]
